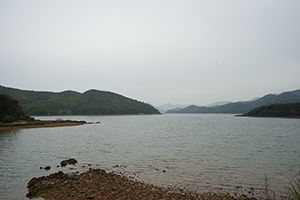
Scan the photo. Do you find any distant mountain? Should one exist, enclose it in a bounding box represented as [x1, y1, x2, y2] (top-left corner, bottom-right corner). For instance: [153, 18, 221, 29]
[167, 89, 300, 114]
[159, 101, 232, 113]
[156, 103, 190, 113]
[0, 85, 160, 115]
[205, 101, 232, 107]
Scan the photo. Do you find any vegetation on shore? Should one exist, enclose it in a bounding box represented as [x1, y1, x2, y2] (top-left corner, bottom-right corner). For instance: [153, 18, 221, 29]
[0, 94, 85, 129]
[0, 94, 34, 123]
[241, 102, 300, 118]
[0, 85, 160, 115]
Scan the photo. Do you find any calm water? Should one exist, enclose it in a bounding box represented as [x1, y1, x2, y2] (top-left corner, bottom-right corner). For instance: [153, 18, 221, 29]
[0, 114, 299, 199]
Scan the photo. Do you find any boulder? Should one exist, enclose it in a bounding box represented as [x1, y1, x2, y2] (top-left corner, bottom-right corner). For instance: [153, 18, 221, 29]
[60, 158, 78, 167]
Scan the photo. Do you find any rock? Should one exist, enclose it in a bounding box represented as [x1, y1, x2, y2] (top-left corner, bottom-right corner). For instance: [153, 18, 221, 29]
[28, 168, 236, 200]
[86, 195, 95, 199]
[27, 177, 38, 187]
[61, 160, 68, 167]
[61, 158, 78, 167]
[44, 166, 51, 170]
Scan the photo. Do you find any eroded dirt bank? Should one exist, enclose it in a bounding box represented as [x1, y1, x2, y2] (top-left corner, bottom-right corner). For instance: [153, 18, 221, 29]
[0, 121, 85, 130]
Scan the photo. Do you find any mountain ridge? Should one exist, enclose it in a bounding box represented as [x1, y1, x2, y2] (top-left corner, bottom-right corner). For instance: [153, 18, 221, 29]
[167, 89, 300, 114]
[0, 85, 160, 116]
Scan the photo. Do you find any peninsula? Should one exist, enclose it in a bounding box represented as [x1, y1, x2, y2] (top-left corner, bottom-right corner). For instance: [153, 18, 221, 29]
[237, 102, 300, 118]
[0, 94, 86, 130]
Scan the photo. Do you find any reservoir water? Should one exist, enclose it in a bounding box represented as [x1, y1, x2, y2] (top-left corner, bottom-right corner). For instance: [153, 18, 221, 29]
[0, 114, 299, 199]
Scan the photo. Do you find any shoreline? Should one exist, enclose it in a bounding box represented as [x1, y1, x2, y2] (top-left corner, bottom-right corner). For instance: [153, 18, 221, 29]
[27, 168, 242, 200]
[0, 121, 85, 131]
[235, 114, 300, 119]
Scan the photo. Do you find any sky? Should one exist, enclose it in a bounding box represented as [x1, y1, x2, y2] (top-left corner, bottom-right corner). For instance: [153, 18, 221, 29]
[1, 0, 299, 106]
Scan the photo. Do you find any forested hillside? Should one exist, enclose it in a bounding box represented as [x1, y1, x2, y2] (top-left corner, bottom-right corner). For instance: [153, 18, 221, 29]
[167, 89, 300, 114]
[242, 102, 300, 117]
[0, 94, 31, 122]
[0, 85, 160, 115]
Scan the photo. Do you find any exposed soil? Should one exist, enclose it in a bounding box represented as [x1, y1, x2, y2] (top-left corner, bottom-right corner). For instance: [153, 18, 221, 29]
[0, 121, 85, 131]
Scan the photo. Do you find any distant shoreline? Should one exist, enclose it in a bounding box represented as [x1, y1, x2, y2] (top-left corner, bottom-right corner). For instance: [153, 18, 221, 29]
[0, 121, 86, 131]
[235, 114, 300, 119]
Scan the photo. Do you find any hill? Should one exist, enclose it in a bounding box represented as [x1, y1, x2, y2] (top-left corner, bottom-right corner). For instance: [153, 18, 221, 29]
[167, 89, 300, 114]
[155, 103, 190, 113]
[241, 102, 300, 118]
[0, 85, 160, 116]
[0, 94, 30, 122]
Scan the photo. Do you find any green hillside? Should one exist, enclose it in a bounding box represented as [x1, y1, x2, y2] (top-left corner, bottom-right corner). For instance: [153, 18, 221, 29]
[0, 85, 160, 116]
[0, 94, 31, 122]
[243, 102, 300, 117]
[167, 89, 300, 114]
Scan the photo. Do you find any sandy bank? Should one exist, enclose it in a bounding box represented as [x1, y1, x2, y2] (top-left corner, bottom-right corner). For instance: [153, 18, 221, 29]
[0, 122, 85, 131]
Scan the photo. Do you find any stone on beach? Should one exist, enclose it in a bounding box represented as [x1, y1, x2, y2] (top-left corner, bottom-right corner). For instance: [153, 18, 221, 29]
[26, 168, 239, 200]
[60, 158, 78, 167]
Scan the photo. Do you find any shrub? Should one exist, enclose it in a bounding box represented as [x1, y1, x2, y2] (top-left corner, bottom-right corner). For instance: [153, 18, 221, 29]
[20, 115, 35, 121]
[2, 115, 15, 123]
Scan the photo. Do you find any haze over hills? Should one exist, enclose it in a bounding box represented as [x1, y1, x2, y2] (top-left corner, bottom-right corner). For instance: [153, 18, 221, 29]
[0, 85, 160, 116]
[156, 101, 232, 113]
[166, 89, 300, 114]
[156, 103, 190, 113]
[205, 101, 233, 107]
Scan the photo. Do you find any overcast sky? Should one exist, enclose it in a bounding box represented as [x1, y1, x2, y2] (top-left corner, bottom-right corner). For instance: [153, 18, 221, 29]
[1, 0, 299, 106]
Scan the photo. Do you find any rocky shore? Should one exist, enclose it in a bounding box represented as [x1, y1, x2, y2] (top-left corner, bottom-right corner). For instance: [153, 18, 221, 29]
[26, 167, 258, 200]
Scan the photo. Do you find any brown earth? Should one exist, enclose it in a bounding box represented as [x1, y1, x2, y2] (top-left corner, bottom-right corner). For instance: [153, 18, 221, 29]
[0, 122, 85, 131]
[26, 168, 256, 200]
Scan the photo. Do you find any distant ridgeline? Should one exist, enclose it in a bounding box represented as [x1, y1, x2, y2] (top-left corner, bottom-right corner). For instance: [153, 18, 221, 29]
[242, 102, 300, 118]
[167, 88, 300, 114]
[0, 94, 31, 123]
[0, 85, 160, 116]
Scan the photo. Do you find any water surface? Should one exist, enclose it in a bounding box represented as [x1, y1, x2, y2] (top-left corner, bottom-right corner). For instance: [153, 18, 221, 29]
[0, 114, 299, 199]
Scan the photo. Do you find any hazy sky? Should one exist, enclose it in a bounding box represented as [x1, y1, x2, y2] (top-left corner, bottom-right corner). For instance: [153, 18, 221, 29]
[1, 0, 299, 106]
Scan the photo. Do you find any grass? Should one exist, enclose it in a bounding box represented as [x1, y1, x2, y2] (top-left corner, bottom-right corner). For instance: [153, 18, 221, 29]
[262, 175, 300, 200]
[286, 178, 300, 200]
[233, 175, 300, 200]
